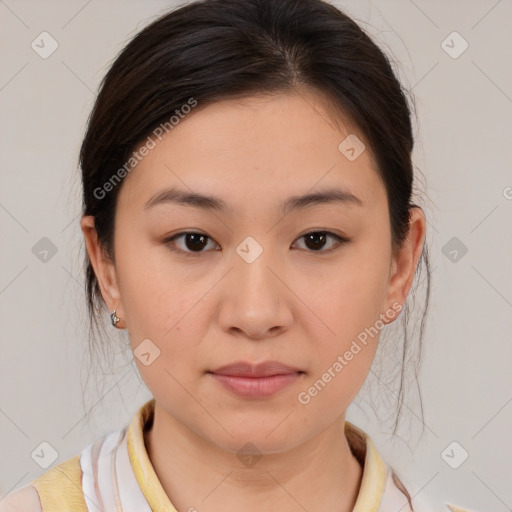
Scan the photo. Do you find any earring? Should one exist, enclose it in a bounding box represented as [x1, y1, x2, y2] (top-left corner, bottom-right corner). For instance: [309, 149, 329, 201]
[110, 309, 121, 328]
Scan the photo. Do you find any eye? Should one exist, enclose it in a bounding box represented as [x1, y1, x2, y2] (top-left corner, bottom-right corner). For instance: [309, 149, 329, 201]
[164, 230, 350, 258]
[164, 231, 220, 257]
[292, 231, 350, 253]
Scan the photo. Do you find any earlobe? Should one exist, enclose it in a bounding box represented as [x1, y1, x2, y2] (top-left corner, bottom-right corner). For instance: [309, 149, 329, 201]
[382, 207, 426, 323]
[80, 215, 124, 322]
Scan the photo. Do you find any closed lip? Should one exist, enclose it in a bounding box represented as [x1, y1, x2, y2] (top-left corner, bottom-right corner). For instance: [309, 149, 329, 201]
[209, 361, 304, 377]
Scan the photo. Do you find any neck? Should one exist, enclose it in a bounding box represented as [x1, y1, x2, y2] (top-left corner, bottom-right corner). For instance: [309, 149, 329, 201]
[143, 402, 363, 512]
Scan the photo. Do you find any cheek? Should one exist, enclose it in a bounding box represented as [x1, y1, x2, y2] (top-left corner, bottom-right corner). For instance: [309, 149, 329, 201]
[121, 269, 207, 350]
[117, 254, 210, 405]
[297, 347, 376, 413]
[296, 283, 384, 421]
[297, 236, 391, 401]
[113, 234, 199, 345]
[309, 240, 391, 343]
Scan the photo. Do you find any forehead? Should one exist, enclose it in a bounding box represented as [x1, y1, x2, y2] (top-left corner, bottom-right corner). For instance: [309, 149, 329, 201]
[117, 90, 386, 216]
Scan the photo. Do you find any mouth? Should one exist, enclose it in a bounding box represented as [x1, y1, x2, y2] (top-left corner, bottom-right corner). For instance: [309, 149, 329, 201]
[208, 361, 305, 399]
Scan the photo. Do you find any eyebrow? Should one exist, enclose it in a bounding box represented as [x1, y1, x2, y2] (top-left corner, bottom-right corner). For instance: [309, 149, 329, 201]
[143, 186, 363, 214]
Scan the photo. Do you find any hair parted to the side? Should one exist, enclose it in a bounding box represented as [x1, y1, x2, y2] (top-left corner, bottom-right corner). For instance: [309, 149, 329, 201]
[79, 1, 431, 503]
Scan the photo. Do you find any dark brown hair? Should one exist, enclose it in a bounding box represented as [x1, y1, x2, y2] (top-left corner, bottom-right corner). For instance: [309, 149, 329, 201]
[79, 1, 431, 505]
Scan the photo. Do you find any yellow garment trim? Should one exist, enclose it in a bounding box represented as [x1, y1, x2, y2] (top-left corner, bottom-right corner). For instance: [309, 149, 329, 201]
[127, 400, 389, 512]
[346, 421, 388, 512]
[30, 454, 88, 512]
[127, 398, 179, 511]
[27, 399, 388, 511]
[446, 505, 474, 512]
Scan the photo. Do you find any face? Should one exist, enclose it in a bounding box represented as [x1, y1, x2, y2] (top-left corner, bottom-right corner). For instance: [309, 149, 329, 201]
[82, 88, 425, 455]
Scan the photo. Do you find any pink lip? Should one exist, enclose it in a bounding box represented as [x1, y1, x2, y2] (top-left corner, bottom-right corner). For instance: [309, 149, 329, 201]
[209, 361, 304, 399]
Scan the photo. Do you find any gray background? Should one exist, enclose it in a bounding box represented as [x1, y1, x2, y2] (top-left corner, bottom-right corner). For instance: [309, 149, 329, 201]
[1, 1, 511, 510]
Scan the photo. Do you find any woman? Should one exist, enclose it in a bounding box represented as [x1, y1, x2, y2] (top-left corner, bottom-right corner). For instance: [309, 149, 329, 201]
[0, 0, 473, 510]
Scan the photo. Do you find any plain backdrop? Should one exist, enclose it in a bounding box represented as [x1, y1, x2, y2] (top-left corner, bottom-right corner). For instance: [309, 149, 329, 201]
[0, 1, 511, 511]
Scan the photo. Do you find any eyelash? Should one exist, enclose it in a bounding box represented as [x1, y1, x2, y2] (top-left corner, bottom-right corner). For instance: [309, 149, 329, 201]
[163, 230, 351, 258]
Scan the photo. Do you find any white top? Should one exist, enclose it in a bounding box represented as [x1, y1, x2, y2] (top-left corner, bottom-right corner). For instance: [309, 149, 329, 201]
[0, 399, 472, 512]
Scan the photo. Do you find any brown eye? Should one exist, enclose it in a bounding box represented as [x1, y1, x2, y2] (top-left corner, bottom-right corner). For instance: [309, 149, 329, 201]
[182, 233, 209, 251]
[165, 232, 219, 256]
[293, 231, 350, 253]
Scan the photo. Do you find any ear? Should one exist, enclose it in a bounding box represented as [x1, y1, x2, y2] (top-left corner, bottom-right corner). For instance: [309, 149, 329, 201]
[382, 207, 426, 324]
[81, 215, 125, 328]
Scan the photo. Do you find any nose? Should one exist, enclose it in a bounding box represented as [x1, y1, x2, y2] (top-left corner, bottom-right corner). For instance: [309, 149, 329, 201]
[216, 248, 294, 341]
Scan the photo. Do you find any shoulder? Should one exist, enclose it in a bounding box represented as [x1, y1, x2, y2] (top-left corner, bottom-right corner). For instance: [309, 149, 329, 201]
[383, 468, 476, 512]
[0, 485, 42, 512]
[1, 454, 87, 512]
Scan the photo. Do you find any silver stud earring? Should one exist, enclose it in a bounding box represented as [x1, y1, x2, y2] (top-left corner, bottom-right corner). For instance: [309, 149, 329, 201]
[110, 309, 121, 328]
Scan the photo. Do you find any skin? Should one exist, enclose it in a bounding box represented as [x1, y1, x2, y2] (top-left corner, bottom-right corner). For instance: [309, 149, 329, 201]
[81, 88, 426, 512]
